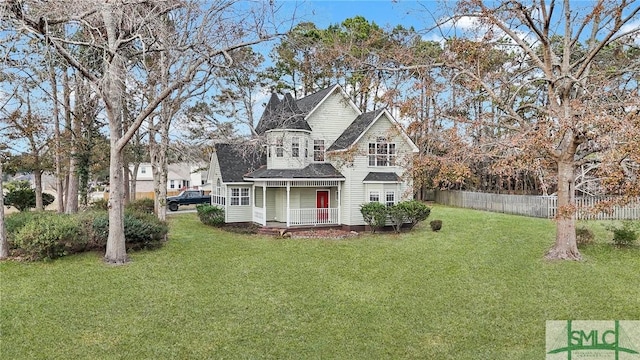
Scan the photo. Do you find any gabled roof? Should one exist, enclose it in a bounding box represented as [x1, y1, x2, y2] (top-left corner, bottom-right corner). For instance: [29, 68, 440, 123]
[362, 172, 402, 183]
[255, 92, 312, 134]
[295, 85, 338, 114]
[327, 109, 384, 151]
[244, 163, 345, 180]
[327, 108, 419, 153]
[213, 143, 266, 183]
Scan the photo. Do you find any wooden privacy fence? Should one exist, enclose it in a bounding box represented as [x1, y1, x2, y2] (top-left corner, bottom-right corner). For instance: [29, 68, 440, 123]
[434, 190, 640, 220]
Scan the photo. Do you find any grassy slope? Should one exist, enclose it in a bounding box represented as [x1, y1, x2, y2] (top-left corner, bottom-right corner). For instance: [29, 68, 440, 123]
[1, 206, 638, 359]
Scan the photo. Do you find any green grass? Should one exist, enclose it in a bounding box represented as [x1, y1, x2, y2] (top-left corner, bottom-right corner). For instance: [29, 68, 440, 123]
[1, 205, 638, 359]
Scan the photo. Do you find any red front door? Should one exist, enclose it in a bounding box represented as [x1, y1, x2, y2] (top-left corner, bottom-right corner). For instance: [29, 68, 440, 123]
[316, 190, 329, 222]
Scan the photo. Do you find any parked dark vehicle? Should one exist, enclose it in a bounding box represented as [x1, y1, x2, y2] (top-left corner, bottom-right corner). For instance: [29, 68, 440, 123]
[167, 190, 210, 211]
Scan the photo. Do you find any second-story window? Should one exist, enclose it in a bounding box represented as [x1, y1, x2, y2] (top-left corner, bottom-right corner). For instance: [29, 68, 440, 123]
[314, 139, 325, 162]
[276, 137, 284, 157]
[141, 166, 147, 174]
[368, 137, 396, 166]
[292, 137, 300, 158]
[304, 139, 309, 158]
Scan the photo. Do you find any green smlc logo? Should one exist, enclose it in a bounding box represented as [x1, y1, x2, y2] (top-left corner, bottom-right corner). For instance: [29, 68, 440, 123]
[547, 320, 640, 360]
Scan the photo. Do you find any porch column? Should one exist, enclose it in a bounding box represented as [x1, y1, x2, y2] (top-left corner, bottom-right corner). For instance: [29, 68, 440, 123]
[286, 181, 291, 227]
[337, 182, 341, 225]
[262, 183, 267, 226]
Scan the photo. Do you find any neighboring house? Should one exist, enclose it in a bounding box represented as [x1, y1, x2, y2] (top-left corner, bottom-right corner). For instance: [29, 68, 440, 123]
[208, 84, 419, 230]
[131, 163, 208, 194]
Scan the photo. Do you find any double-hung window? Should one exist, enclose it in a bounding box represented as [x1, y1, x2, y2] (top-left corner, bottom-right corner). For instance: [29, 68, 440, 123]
[292, 137, 300, 158]
[369, 191, 380, 203]
[230, 187, 250, 206]
[368, 137, 396, 166]
[314, 139, 325, 161]
[385, 191, 395, 207]
[276, 138, 284, 157]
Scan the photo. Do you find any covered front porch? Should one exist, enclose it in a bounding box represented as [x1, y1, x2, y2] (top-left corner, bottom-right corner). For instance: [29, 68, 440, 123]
[250, 180, 343, 227]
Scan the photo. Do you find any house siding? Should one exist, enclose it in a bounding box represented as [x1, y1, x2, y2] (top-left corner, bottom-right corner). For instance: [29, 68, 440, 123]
[305, 92, 360, 149]
[225, 184, 253, 222]
[332, 113, 414, 226]
[267, 130, 312, 169]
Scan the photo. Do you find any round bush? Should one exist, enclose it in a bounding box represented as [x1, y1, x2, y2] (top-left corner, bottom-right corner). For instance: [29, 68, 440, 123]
[196, 204, 225, 227]
[13, 213, 85, 261]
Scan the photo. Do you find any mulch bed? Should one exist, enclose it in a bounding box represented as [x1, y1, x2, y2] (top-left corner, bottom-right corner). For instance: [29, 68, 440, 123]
[289, 228, 359, 239]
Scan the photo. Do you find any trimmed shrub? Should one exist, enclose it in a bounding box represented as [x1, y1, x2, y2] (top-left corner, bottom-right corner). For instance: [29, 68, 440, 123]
[13, 213, 85, 261]
[360, 202, 387, 233]
[397, 200, 431, 228]
[196, 204, 225, 227]
[387, 205, 406, 233]
[430, 220, 442, 232]
[575, 226, 595, 247]
[89, 211, 168, 250]
[608, 221, 638, 247]
[125, 198, 155, 215]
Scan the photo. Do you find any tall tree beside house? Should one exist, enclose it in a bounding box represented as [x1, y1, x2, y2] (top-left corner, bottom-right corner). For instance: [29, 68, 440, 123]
[431, 0, 640, 260]
[2, 0, 286, 264]
[0, 151, 8, 260]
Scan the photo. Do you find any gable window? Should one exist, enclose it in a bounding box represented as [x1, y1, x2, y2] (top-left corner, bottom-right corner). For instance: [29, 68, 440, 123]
[141, 166, 147, 174]
[385, 191, 395, 207]
[230, 187, 250, 206]
[314, 139, 325, 162]
[276, 138, 284, 157]
[369, 191, 380, 203]
[369, 137, 396, 166]
[292, 137, 300, 158]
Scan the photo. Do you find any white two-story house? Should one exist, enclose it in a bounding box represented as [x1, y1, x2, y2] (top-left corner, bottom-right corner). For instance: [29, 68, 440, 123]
[208, 84, 419, 230]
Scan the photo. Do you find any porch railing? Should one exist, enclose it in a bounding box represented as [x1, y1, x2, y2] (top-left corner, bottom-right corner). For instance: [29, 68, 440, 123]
[290, 208, 338, 226]
[211, 194, 225, 206]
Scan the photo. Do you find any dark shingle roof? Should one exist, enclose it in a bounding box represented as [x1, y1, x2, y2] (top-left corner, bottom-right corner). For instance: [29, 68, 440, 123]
[295, 85, 336, 113]
[255, 93, 312, 134]
[244, 163, 344, 180]
[363, 172, 402, 182]
[214, 143, 266, 182]
[327, 109, 384, 151]
[255, 86, 338, 135]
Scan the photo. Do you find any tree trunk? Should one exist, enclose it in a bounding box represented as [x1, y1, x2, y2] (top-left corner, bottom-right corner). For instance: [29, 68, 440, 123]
[34, 168, 44, 210]
[545, 159, 582, 260]
[65, 71, 79, 214]
[103, 4, 128, 264]
[50, 64, 65, 213]
[0, 160, 8, 259]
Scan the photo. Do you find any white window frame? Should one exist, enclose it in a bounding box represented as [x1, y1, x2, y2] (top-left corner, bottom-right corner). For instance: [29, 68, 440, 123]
[368, 137, 396, 167]
[170, 180, 175, 189]
[369, 191, 380, 203]
[276, 138, 284, 157]
[140, 166, 147, 174]
[314, 139, 325, 162]
[230, 187, 250, 206]
[304, 139, 309, 158]
[385, 191, 395, 207]
[216, 179, 221, 196]
[292, 137, 300, 158]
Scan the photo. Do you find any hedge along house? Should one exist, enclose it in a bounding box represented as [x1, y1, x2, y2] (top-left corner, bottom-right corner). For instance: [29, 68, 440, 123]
[208, 84, 419, 230]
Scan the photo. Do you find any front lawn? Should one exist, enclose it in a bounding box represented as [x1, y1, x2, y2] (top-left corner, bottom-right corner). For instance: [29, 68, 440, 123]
[1, 206, 638, 359]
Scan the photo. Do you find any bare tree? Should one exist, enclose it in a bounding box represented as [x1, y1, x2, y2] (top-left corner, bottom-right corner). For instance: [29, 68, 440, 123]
[2, 0, 286, 264]
[435, 0, 640, 259]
